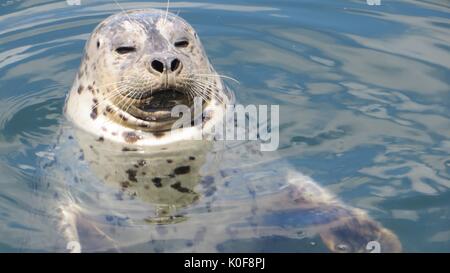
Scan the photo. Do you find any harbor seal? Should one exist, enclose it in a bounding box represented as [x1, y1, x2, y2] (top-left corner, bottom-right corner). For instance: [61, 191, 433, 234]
[45, 9, 401, 252]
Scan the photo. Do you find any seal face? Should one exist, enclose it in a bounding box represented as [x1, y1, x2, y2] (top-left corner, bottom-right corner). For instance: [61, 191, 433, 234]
[65, 9, 233, 145]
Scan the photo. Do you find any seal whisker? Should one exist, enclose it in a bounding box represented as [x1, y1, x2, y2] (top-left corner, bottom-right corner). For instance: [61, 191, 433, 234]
[106, 88, 139, 127]
[123, 90, 139, 114]
[197, 83, 227, 105]
[195, 84, 225, 105]
[180, 80, 219, 104]
[116, 89, 135, 110]
[89, 83, 131, 111]
[180, 76, 215, 102]
[189, 80, 218, 100]
[92, 78, 136, 89]
[108, 85, 134, 108]
[89, 90, 123, 112]
[178, 76, 226, 104]
[189, 73, 240, 84]
[117, 74, 159, 98]
[187, 85, 210, 103]
[164, 0, 171, 26]
[111, 0, 138, 25]
[123, 88, 143, 113]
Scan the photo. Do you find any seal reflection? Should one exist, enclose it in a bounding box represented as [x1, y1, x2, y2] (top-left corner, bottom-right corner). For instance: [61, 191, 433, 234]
[75, 129, 213, 225]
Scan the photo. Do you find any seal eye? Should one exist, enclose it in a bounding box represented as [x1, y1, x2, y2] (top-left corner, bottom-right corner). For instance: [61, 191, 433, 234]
[174, 40, 189, 48]
[116, 46, 136, 54]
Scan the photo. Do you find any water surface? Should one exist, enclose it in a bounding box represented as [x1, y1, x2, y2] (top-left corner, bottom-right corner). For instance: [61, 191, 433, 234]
[0, 0, 449, 252]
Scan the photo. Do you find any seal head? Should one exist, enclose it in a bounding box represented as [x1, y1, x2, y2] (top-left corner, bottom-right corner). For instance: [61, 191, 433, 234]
[65, 9, 232, 145]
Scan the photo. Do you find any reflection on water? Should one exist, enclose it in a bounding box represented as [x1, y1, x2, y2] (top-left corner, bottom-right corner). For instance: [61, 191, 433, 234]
[0, 0, 449, 252]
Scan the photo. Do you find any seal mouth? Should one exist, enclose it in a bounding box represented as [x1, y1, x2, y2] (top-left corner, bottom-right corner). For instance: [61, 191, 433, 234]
[116, 87, 197, 124]
[135, 88, 191, 113]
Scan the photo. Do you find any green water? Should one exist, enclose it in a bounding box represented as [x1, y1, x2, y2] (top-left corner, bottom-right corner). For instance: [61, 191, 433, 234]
[0, 0, 449, 252]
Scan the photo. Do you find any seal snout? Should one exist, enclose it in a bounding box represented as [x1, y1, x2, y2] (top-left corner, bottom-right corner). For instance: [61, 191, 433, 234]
[148, 56, 183, 89]
[149, 57, 183, 74]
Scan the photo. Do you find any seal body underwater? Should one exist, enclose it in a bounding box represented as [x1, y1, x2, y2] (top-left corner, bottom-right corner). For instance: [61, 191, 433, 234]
[36, 9, 401, 252]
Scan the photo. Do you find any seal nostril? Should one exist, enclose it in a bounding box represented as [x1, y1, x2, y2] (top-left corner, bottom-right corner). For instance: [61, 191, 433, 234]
[151, 60, 164, 73]
[171, 59, 181, 72]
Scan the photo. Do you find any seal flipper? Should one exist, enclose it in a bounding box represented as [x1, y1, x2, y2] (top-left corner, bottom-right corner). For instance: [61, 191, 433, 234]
[58, 204, 121, 253]
[284, 171, 401, 253]
[57, 204, 81, 253]
[318, 209, 402, 253]
[239, 171, 402, 253]
[75, 215, 121, 253]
